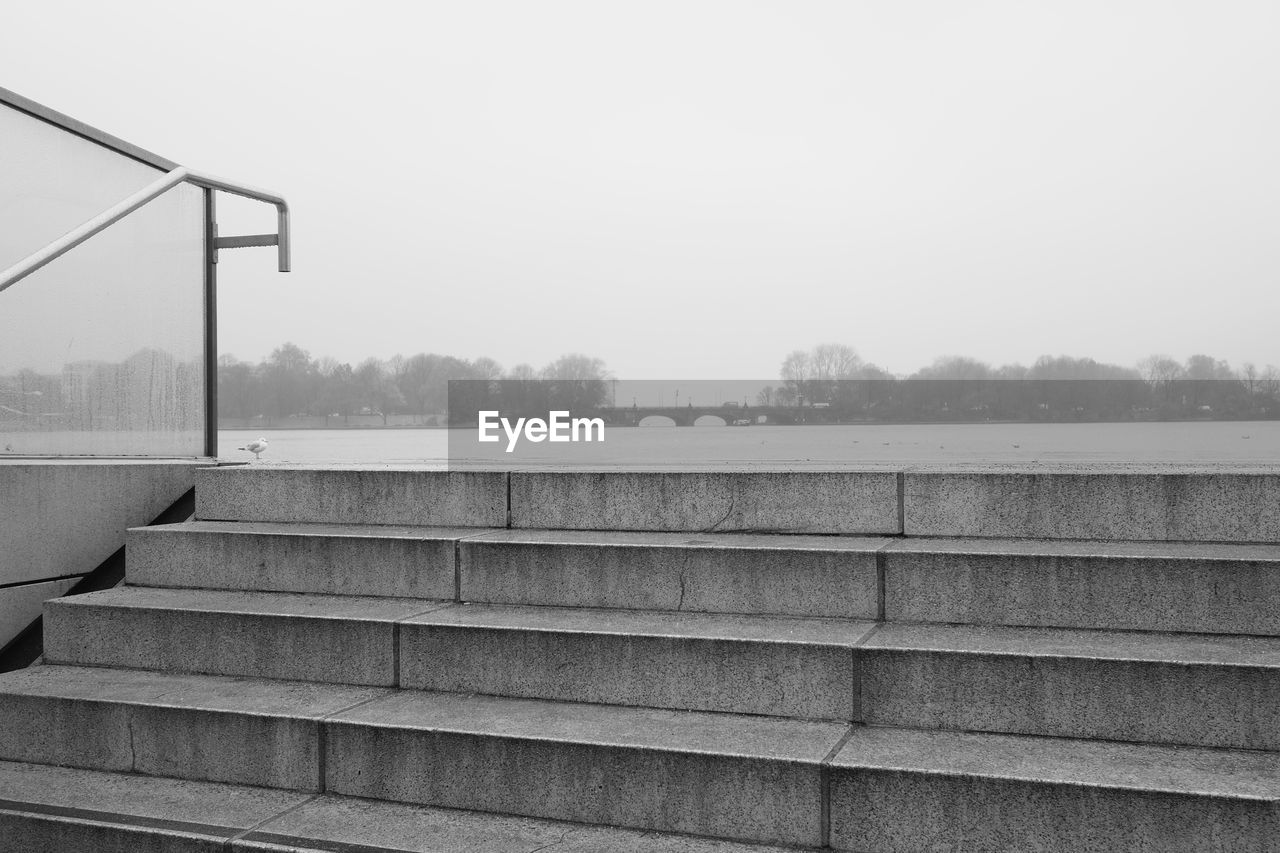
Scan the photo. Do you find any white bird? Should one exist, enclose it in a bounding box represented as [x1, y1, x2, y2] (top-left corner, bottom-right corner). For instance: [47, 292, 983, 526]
[238, 437, 269, 460]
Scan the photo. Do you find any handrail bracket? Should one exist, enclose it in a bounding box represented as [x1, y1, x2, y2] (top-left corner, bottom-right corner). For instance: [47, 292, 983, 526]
[0, 166, 290, 294]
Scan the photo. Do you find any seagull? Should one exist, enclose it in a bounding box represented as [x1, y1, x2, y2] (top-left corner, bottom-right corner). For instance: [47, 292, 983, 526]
[238, 437, 268, 460]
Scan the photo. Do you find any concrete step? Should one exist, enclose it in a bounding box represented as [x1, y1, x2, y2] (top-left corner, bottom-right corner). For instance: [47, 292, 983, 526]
[861, 622, 1280, 750]
[508, 468, 901, 533]
[830, 726, 1280, 853]
[0, 665, 388, 790]
[459, 529, 889, 617]
[126, 520, 501, 599]
[400, 603, 875, 719]
[43, 587, 450, 686]
[324, 689, 847, 847]
[904, 464, 1280, 542]
[194, 464, 1280, 540]
[195, 466, 509, 527]
[885, 538, 1280, 635]
[0, 760, 802, 853]
[0, 760, 308, 853]
[3, 668, 1275, 852]
[196, 465, 904, 533]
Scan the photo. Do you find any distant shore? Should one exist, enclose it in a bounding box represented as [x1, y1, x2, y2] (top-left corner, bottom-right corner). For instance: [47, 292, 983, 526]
[220, 416, 1280, 431]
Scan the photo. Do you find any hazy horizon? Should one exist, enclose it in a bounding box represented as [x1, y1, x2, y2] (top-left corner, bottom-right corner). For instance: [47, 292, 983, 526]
[6, 1, 1278, 376]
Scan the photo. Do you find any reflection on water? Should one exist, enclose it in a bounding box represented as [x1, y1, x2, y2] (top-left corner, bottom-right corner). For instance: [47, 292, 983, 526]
[219, 422, 1280, 466]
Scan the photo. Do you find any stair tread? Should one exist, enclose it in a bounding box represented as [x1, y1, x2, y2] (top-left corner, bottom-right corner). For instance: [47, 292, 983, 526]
[887, 536, 1280, 560]
[329, 689, 850, 761]
[132, 514, 504, 540]
[834, 726, 1280, 800]
[407, 603, 877, 645]
[868, 622, 1280, 666]
[0, 664, 389, 716]
[133, 519, 504, 540]
[0, 760, 307, 840]
[0, 760, 800, 852]
[0, 664, 847, 763]
[60, 586, 451, 621]
[462, 527, 893, 551]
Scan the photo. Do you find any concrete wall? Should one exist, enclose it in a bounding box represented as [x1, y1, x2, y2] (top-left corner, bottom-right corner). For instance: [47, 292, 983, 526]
[0, 460, 206, 650]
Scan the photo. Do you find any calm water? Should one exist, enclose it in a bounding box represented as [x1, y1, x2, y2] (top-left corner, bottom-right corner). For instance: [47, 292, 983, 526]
[219, 421, 1280, 465]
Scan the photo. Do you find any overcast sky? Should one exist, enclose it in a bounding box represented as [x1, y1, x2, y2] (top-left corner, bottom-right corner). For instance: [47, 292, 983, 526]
[5, 1, 1278, 378]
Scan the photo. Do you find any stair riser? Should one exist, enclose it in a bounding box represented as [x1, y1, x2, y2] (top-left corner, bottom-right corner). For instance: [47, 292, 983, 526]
[862, 651, 1280, 750]
[324, 725, 823, 847]
[830, 771, 1279, 853]
[886, 551, 1280, 635]
[905, 471, 1280, 542]
[44, 605, 399, 687]
[400, 625, 856, 719]
[126, 528, 458, 600]
[460, 540, 880, 618]
[0, 814, 226, 853]
[0, 696, 319, 791]
[194, 467, 1280, 541]
[195, 469, 508, 527]
[510, 471, 901, 534]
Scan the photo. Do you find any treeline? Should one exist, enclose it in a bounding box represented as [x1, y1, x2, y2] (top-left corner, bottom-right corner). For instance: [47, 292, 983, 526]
[777, 344, 1278, 387]
[764, 345, 1280, 421]
[217, 344, 608, 421]
[217, 341, 1280, 423]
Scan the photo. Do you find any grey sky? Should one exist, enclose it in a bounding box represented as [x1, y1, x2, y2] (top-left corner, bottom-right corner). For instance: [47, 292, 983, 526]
[5, 1, 1277, 378]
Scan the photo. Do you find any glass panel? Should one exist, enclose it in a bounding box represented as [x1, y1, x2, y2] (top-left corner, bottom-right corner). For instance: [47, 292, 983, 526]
[0, 103, 205, 456]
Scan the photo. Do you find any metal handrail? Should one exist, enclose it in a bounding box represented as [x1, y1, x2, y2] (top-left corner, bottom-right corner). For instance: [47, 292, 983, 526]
[0, 166, 289, 294]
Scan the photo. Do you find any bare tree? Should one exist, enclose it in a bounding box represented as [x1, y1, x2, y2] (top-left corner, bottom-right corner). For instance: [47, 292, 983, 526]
[1137, 354, 1184, 384]
[471, 356, 504, 380]
[540, 354, 609, 380]
[507, 363, 537, 380]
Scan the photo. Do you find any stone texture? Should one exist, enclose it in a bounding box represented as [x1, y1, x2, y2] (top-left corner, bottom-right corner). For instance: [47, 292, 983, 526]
[44, 587, 448, 685]
[195, 466, 507, 527]
[460, 530, 886, 617]
[127, 520, 493, 599]
[509, 469, 901, 534]
[861, 623, 1280, 749]
[325, 690, 846, 847]
[0, 459, 202, 588]
[236, 793, 802, 853]
[0, 760, 307, 853]
[903, 466, 1280, 542]
[0, 665, 387, 789]
[0, 459, 202, 649]
[885, 538, 1280, 634]
[0, 813, 227, 853]
[829, 727, 1280, 852]
[400, 604, 871, 719]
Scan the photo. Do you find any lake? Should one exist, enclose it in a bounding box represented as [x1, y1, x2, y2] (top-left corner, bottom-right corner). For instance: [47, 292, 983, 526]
[219, 421, 1280, 466]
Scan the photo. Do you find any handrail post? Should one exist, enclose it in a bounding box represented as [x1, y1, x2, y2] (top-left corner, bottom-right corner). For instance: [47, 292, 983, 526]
[203, 189, 219, 458]
[277, 205, 291, 273]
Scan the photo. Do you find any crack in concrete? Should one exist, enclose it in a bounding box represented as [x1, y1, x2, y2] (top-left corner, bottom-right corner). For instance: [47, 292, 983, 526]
[704, 491, 738, 533]
[526, 828, 573, 853]
[676, 551, 690, 611]
[126, 711, 137, 773]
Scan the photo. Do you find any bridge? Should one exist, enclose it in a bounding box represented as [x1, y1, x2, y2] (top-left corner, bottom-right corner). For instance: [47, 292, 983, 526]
[597, 405, 799, 427]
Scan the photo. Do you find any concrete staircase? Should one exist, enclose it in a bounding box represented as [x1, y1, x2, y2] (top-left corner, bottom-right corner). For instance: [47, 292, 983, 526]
[2, 464, 1279, 852]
